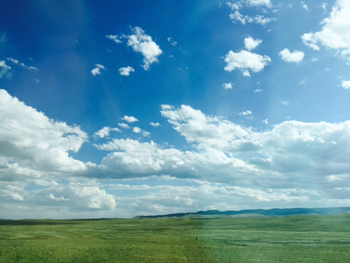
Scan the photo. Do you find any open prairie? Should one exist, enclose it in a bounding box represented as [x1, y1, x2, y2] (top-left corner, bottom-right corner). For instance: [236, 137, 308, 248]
[1, 214, 350, 262]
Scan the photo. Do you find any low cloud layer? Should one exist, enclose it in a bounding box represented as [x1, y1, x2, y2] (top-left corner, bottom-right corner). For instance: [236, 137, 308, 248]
[2, 90, 350, 218]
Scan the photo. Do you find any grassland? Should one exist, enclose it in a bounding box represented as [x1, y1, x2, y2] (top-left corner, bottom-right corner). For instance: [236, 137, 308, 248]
[1, 214, 350, 262]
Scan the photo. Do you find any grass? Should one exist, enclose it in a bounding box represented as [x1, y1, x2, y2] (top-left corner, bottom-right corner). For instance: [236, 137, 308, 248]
[1, 214, 350, 262]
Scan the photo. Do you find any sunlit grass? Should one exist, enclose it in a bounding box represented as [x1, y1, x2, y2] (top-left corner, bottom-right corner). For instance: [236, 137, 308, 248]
[1, 215, 350, 262]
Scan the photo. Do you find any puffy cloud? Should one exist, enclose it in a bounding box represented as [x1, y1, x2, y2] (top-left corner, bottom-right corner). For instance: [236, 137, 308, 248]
[91, 64, 106, 76]
[90, 104, 350, 191]
[150, 122, 160, 127]
[227, 0, 271, 10]
[341, 80, 350, 89]
[126, 27, 163, 70]
[227, 2, 241, 10]
[0, 89, 87, 181]
[279, 48, 305, 63]
[246, 0, 272, 8]
[94, 127, 121, 139]
[301, 0, 350, 56]
[119, 66, 135, 76]
[223, 83, 233, 89]
[121, 115, 138, 123]
[133, 127, 142, 133]
[230, 11, 277, 25]
[224, 50, 271, 76]
[244, 37, 262, 51]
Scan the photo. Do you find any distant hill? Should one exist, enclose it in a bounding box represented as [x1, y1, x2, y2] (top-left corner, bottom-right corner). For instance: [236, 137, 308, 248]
[136, 207, 350, 219]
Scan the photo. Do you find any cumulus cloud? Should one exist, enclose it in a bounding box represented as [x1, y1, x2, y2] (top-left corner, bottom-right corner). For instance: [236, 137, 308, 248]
[246, 0, 272, 8]
[0, 89, 87, 181]
[341, 80, 350, 89]
[89, 104, 350, 192]
[126, 27, 162, 70]
[94, 127, 121, 139]
[301, 0, 350, 56]
[91, 64, 106, 76]
[279, 48, 305, 63]
[121, 115, 138, 123]
[224, 50, 271, 76]
[133, 127, 142, 133]
[119, 66, 135, 76]
[150, 122, 160, 127]
[223, 83, 233, 89]
[230, 11, 277, 25]
[244, 37, 262, 51]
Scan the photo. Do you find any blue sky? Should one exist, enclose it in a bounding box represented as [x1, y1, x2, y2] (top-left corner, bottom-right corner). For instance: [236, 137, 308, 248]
[1, 0, 350, 219]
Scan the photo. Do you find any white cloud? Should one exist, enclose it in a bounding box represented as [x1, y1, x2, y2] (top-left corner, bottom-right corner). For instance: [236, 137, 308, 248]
[280, 100, 290, 106]
[167, 37, 177, 46]
[230, 11, 276, 25]
[301, 1, 309, 11]
[121, 115, 139, 123]
[301, 0, 350, 56]
[262, 119, 268, 124]
[150, 122, 160, 127]
[246, 0, 272, 8]
[106, 34, 122, 43]
[94, 127, 121, 139]
[244, 37, 262, 51]
[279, 48, 305, 63]
[0, 60, 11, 69]
[239, 110, 252, 116]
[6, 57, 38, 71]
[91, 64, 106, 76]
[341, 80, 350, 89]
[142, 131, 151, 137]
[126, 27, 163, 70]
[118, 123, 130, 129]
[119, 66, 135, 76]
[133, 127, 142, 134]
[254, 89, 263, 93]
[224, 50, 271, 76]
[0, 89, 87, 181]
[227, 2, 241, 10]
[223, 83, 233, 89]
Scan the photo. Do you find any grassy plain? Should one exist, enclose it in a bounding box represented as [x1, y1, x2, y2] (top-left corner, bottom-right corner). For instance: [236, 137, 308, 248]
[1, 214, 350, 262]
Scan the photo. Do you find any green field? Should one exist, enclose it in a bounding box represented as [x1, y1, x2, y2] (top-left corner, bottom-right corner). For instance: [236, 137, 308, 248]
[1, 214, 350, 262]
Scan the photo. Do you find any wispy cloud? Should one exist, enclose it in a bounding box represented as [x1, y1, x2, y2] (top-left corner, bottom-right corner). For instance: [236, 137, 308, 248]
[6, 57, 38, 70]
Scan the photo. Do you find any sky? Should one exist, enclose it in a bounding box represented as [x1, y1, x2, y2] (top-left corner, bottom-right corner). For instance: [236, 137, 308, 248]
[1, 0, 350, 219]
